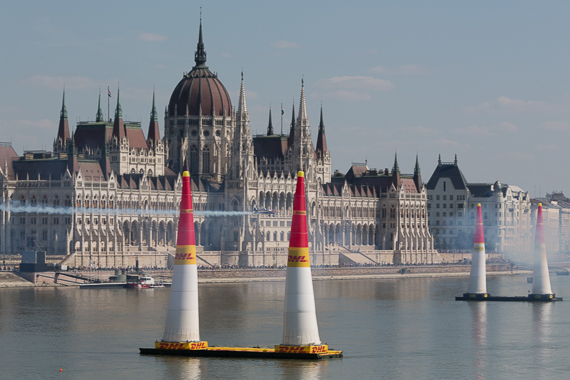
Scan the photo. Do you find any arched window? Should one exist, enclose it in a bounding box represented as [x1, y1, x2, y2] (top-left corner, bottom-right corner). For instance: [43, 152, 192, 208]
[190, 145, 199, 174]
[202, 146, 210, 173]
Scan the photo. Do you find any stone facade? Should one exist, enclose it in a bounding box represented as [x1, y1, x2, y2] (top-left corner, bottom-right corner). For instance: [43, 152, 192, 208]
[426, 155, 531, 254]
[0, 24, 436, 267]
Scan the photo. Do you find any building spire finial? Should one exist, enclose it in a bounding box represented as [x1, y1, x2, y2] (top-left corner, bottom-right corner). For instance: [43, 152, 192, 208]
[238, 71, 247, 115]
[194, 11, 207, 68]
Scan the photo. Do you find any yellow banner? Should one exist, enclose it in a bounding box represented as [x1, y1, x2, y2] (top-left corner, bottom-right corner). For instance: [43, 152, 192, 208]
[174, 245, 197, 265]
[287, 247, 310, 267]
[274, 344, 328, 354]
[293, 210, 306, 215]
[155, 341, 208, 350]
[180, 209, 193, 214]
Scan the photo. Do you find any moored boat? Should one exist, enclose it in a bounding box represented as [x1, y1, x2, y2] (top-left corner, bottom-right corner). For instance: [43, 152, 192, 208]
[126, 275, 156, 289]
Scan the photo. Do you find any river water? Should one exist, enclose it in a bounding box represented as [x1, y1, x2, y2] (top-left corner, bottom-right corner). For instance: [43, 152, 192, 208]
[1, 274, 570, 379]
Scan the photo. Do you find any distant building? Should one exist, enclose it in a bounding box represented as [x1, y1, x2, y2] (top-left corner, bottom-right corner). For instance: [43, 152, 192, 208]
[0, 22, 436, 267]
[425, 155, 531, 254]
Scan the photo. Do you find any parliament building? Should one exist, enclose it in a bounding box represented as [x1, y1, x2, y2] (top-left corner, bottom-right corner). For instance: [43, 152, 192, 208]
[0, 23, 437, 267]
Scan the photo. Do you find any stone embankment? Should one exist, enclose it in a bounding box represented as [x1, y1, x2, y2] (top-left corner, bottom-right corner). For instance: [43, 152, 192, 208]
[0, 263, 529, 287]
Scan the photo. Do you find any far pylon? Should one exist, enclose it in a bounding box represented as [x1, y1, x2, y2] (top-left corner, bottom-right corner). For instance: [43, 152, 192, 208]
[465, 203, 488, 298]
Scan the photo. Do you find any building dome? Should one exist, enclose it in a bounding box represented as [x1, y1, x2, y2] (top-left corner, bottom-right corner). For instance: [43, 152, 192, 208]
[168, 23, 232, 118]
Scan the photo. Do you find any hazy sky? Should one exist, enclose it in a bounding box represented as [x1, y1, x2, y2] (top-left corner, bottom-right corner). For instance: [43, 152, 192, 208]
[1, 1, 569, 196]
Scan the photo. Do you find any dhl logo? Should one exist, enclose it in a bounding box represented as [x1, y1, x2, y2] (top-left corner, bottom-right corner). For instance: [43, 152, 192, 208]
[175, 253, 195, 260]
[180, 209, 193, 214]
[293, 210, 306, 215]
[288, 255, 307, 263]
[275, 345, 328, 354]
[473, 245, 484, 252]
[156, 341, 208, 350]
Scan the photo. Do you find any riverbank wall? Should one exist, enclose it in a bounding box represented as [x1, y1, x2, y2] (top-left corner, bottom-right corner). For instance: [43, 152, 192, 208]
[1, 263, 526, 287]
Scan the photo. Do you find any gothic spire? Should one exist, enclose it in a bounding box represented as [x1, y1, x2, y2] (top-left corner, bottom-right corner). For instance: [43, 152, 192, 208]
[112, 87, 125, 140]
[194, 16, 207, 69]
[414, 154, 421, 175]
[413, 153, 423, 192]
[147, 90, 160, 143]
[288, 103, 296, 148]
[392, 152, 401, 188]
[297, 79, 308, 127]
[267, 107, 274, 135]
[57, 89, 70, 141]
[316, 105, 327, 154]
[96, 91, 104, 122]
[392, 152, 400, 173]
[237, 71, 248, 116]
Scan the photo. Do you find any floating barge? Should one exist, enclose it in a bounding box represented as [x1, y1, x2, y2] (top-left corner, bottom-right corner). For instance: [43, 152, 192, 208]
[455, 293, 563, 302]
[139, 345, 343, 360]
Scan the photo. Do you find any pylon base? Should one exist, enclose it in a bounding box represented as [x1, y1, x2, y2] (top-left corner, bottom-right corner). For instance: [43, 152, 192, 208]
[455, 293, 563, 302]
[140, 344, 342, 360]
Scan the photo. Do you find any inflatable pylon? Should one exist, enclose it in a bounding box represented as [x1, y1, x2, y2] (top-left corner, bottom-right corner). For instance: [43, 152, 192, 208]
[531, 203, 553, 298]
[466, 203, 487, 297]
[156, 171, 207, 350]
[276, 171, 328, 354]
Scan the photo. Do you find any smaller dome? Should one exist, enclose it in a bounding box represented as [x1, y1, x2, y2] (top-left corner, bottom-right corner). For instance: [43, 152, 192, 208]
[494, 180, 502, 192]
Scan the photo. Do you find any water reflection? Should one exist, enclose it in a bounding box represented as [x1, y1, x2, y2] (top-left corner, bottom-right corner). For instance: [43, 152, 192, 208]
[277, 359, 329, 380]
[468, 302, 487, 380]
[531, 302, 552, 380]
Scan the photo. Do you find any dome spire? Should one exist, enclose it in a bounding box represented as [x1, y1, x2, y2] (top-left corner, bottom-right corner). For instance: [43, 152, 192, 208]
[194, 11, 207, 69]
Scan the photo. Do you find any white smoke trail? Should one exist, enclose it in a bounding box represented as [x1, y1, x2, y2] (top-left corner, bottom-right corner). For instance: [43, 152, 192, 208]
[0, 204, 253, 217]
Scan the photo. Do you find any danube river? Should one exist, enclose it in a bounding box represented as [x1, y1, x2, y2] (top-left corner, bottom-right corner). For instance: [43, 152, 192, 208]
[2, 274, 570, 379]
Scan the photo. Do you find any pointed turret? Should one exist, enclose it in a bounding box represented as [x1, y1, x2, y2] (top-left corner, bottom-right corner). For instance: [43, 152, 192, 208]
[391, 152, 400, 188]
[316, 106, 327, 155]
[96, 91, 104, 122]
[466, 203, 488, 296]
[159, 171, 207, 349]
[237, 71, 248, 117]
[194, 18, 207, 69]
[531, 203, 553, 297]
[57, 90, 70, 142]
[112, 88, 125, 140]
[147, 90, 160, 144]
[288, 104, 296, 148]
[413, 154, 422, 191]
[267, 107, 274, 136]
[297, 79, 308, 127]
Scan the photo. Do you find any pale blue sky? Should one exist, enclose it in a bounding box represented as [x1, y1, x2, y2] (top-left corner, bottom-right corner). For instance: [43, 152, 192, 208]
[1, 1, 569, 196]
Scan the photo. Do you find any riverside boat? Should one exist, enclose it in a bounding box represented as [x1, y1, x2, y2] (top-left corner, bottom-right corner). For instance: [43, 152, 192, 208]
[126, 275, 156, 289]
